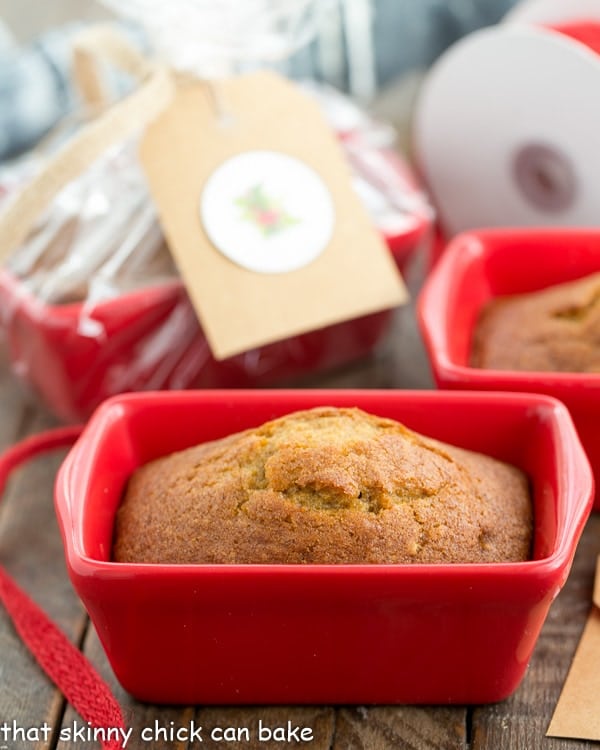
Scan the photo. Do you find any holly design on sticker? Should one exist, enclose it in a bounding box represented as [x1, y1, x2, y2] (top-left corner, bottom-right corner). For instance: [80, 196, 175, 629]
[235, 184, 300, 237]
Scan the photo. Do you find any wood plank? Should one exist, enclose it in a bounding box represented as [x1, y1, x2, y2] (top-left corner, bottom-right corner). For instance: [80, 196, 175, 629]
[0, 368, 31, 450]
[0, 374, 86, 750]
[195, 706, 335, 749]
[332, 706, 466, 750]
[471, 514, 600, 750]
[56, 625, 205, 750]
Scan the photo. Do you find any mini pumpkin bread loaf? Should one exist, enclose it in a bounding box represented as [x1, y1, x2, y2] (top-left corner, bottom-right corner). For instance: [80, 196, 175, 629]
[113, 407, 532, 564]
[471, 272, 600, 372]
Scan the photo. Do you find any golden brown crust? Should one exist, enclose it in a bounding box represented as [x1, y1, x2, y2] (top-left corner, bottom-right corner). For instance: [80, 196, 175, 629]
[113, 407, 532, 565]
[472, 272, 600, 372]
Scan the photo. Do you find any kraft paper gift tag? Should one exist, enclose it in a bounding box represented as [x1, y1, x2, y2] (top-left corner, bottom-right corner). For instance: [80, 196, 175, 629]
[140, 70, 407, 360]
[546, 556, 600, 740]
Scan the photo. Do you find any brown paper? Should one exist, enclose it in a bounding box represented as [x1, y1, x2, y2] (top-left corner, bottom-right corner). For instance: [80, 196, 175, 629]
[139, 70, 407, 360]
[546, 557, 600, 741]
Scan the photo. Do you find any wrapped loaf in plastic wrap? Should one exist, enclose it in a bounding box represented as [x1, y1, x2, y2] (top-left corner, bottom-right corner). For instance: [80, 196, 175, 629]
[0, 7, 432, 422]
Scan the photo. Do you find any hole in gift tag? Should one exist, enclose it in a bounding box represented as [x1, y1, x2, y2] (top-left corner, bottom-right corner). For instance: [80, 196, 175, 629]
[200, 150, 335, 274]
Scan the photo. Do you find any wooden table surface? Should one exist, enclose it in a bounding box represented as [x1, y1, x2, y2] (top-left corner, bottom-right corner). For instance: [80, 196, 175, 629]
[0, 263, 598, 750]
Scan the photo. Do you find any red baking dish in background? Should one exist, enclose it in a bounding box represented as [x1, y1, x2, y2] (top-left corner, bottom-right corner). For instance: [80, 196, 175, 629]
[0, 271, 394, 423]
[417, 228, 600, 510]
[0, 222, 427, 425]
[54, 389, 593, 705]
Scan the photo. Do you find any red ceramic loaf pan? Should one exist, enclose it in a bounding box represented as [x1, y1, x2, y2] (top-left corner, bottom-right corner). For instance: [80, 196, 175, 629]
[417, 228, 600, 510]
[0, 272, 391, 424]
[0, 225, 427, 425]
[54, 389, 593, 705]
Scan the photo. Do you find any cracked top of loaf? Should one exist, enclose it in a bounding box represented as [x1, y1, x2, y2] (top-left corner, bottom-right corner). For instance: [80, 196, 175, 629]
[113, 407, 532, 564]
[471, 272, 600, 372]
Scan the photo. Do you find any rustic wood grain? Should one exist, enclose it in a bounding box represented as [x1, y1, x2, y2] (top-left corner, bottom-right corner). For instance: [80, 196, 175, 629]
[57, 626, 199, 750]
[0, 378, 86, 750]
[0, 369, 31, 451]
[471, 514, 600, 750]
[195, 706, 335, 749]
[333, 706, 466, 750]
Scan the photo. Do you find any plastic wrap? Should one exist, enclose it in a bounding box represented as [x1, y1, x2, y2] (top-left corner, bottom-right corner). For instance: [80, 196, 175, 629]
[0, 5, 433, 423]
[100, 0, 331, 77]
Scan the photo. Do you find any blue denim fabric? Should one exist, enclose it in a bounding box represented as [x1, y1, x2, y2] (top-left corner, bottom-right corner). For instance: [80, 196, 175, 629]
[372, 0, 518, 85]
[0, 0, 518, 161]
[0, 24, 82, 160]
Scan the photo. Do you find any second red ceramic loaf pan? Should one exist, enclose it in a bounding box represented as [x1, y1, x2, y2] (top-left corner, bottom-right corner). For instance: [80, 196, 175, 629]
[418, 228, 600, 509]
[0, 271, 394, 423]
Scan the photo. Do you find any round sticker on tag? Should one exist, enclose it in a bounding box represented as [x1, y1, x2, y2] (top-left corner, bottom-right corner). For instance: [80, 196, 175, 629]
[200, 150, 335, 274]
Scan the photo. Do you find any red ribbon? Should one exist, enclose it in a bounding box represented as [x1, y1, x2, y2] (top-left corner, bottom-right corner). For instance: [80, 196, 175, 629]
[0, 426, 127, 750]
